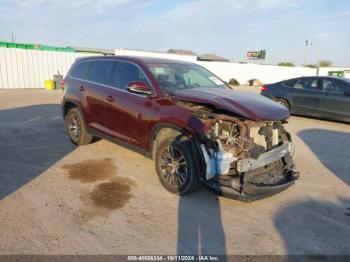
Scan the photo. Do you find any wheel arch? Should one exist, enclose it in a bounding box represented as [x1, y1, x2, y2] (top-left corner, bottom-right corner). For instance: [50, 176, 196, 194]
[63, 98, 79, 114]
[62, 99, 88, 126]
[149, 122, 196, 160]
[151, 122, 207, 185]
[275, 97, 291, 110]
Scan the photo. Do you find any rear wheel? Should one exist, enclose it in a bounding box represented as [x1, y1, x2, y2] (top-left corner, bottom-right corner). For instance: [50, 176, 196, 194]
[65, 107, 93, 145]
[155, 136, 199, 195]
[275, 98, 290, 111]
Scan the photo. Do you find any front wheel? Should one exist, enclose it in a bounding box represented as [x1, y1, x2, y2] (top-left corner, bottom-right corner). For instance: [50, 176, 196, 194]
[155, 137, 199, 195]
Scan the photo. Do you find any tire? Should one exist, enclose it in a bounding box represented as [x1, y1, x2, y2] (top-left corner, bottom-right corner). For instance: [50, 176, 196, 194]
[65, 107, 93, 146]
[275, 98, 290, 111]
[155, 136, 200, 195]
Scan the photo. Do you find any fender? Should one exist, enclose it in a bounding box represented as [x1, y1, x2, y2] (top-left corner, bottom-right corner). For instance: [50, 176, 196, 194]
[149, 121, 207, 180]
[149, 122, 196, 154]
[62, 98, 81, 113]
[62, 98, 87, 125]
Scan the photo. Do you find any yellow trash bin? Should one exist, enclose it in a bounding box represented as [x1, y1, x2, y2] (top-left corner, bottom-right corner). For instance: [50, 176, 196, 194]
[45, 80, 55, 90]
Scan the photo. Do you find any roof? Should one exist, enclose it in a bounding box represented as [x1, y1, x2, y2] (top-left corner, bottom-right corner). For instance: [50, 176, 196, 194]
[116, 47, 173, 55]
[76, 55, 195, 65]
[276, 76, 350, 84]
[133, 56, 194, 64]
[197, 53, 230, 62]
[167, 49, 198, 56]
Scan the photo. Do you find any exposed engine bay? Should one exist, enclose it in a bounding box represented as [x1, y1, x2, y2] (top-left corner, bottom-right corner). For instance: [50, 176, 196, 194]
[182, 101, 299, 201]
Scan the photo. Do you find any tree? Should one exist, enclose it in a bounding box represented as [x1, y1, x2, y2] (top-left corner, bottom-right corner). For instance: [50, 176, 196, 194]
[304, 64, 317, 68]
[278, 62, 295, 67]
[319, 60, 332, 67]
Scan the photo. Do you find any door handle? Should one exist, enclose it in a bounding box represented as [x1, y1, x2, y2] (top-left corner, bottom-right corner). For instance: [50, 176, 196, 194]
[79, 86, 85, 91]
[106, 95, 114, 102]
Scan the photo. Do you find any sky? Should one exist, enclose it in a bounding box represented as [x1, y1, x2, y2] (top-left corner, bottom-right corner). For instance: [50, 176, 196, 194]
[0, 0, 349, 66]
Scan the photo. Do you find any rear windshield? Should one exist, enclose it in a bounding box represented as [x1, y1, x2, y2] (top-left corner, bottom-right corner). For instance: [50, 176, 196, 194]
[146, 62, 226, 95]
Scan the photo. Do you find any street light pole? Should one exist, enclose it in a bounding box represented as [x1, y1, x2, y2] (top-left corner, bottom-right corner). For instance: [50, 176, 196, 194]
[304, 40, 312, 66]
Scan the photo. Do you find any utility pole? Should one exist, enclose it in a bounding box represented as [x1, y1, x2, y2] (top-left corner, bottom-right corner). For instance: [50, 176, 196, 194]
[304, 40, 312, 66]
[11, 32, 15, 43]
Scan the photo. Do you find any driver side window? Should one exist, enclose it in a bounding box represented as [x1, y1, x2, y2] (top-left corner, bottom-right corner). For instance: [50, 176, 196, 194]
[112, 62, 147, 90]
[183, 69, 214, 87]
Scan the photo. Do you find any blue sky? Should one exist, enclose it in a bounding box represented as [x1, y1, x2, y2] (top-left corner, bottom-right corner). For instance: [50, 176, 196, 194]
[0, 0, 349, 66]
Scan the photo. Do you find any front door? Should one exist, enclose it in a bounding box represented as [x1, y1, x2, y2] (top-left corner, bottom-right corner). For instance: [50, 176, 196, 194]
[106, 61, 153, 147]
[320, 78, 350, 121]
[288, 77, 324, 117]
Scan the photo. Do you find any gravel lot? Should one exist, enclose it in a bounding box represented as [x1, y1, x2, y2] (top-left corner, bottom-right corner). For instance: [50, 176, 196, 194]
[0, 88, 350, 255]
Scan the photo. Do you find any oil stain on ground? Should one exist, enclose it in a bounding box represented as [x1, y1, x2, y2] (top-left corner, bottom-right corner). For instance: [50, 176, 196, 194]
[63, 158, 136, 216]
[88, 177, 136, 210]
[62, 158, 116, 183]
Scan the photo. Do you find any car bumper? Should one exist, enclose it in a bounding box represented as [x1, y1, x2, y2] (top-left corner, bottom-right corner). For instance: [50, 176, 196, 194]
[203, 142, 298, 202]
[205, 177, 296, 202]
[237, 143, 291, 173]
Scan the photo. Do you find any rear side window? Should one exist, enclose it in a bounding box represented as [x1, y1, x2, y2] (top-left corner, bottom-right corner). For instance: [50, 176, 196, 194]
[70, 62, 89, 79]
[87, 60, 114, 85]
[323, 79, 350, 93]
[113, 62, 147, 90]
[283, 79, 297, 87]
[294, 78, 320, 90]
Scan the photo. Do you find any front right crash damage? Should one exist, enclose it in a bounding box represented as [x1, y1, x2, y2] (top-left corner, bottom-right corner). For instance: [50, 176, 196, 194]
[188, 103, 299, 201]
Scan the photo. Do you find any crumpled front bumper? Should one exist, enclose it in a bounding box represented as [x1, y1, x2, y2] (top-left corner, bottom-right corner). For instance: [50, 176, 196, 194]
[202, 142, 299, 202]
[205, 177, 296, 202]
[237, 143, 291, 173]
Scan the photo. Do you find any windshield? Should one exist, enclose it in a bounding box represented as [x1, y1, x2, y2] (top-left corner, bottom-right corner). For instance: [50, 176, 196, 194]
[147, 62, 226, 95]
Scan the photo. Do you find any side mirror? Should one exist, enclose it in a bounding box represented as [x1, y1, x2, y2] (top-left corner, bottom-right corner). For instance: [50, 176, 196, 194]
[344, 90, 350, 96]
[127, 81, 152, 95]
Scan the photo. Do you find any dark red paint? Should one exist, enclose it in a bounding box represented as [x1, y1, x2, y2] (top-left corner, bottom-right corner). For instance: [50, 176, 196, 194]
[174, 87, 289, 121]
[62, 56, 289, 154]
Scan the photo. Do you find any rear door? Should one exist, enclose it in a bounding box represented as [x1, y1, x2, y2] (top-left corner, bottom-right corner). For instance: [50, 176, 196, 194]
[68, 61, 92, 120]
[83, 60, 114, 132]
[320, 78, 350, 121]
[288, 77, 324, 116]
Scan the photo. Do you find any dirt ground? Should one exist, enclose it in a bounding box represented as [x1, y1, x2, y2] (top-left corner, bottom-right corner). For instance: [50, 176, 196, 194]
[0, 88, 350, 255]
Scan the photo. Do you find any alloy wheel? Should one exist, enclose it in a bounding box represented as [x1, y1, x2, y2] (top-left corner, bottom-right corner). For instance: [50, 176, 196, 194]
[68, 113, 80, 142]
[159, 145, 188, 187]
[277, 100, 288, 109]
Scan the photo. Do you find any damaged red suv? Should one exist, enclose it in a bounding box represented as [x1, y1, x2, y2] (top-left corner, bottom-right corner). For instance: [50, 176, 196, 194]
[62, 56, 298, 201]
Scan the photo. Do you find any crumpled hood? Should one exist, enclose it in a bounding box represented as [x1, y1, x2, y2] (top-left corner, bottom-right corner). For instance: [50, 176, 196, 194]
[174, 87, 289, 121]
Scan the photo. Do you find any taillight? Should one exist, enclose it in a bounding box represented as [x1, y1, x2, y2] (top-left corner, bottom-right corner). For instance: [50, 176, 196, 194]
[60, 79, 66, 89]
[261, 86, 269, 92]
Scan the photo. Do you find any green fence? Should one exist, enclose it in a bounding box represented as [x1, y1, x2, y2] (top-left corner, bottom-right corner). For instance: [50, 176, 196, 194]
[0, 41, 76, 52]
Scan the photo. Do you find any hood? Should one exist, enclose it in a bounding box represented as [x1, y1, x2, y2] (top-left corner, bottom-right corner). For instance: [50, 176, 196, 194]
[174, 87, 289, 121]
